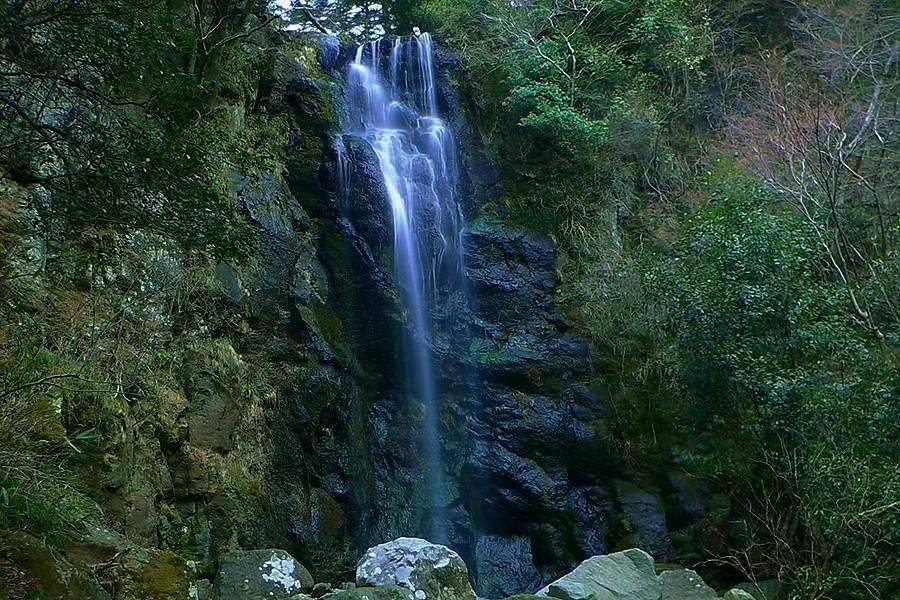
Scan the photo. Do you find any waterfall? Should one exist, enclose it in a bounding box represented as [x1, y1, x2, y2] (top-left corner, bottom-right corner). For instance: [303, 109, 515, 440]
[342, 33, 467, 541]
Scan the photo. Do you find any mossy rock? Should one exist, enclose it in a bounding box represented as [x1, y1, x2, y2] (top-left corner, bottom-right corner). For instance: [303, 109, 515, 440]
[1, 531, 109, 600]
[180, 339, 245, 454]
[114, 548, 192, 600]
[215, 549, 314, 599]
[323, 587, 414, 600]
[63, 526, 131, 568]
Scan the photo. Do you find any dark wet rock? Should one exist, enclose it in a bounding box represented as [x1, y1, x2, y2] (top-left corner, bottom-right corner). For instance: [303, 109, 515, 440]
[389, 101, 419, 131]
[465, 219, 557, 314]
[215, 549, 314, 599]
[319, 35, 342, 73]
[474, 533, 543, 598]
[462, 218, 591, 384]
[569, 486, 615, 557]
[615, 482, 671, 559]
[287, 75, 332, 122]
[664, 471, 711, 530]
[340, 136, 392, 251]
[465, 151, 501, 202]
[356, 538, 475, 600]
[470, 386, 615, 475]
[464, 431, 568, 520]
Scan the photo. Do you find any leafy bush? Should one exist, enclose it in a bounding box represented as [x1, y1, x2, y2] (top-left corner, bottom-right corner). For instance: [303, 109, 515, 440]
[0, 1, 286, 258]
[0, 350, 103, 543]
[600, 164, 900, 597]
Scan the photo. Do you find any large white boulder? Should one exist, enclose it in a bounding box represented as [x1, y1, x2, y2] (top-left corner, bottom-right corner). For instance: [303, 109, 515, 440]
[355, 538, 475, 600]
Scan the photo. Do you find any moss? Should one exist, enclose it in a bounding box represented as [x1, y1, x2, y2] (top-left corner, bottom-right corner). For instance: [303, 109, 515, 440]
[465, 338, 513, 366]
[117, 548, 192, 600]
[1, 531, 108, 600]
[465, 212, 506, 235]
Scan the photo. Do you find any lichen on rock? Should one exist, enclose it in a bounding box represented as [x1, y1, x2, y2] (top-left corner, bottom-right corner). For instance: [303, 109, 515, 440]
[215, 549, 314, 599]
[355, 538, 475, 600]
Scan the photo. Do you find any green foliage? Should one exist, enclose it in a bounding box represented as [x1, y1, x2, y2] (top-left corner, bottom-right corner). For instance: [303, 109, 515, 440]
[0, 348, 103, 543]
[417, 0, 708, 234]
[611, 163, 900, 597]
[0, 0, 285, 258]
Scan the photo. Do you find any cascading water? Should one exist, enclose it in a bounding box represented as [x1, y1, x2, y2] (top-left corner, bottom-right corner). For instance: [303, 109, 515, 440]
[342, 33, 468, 540]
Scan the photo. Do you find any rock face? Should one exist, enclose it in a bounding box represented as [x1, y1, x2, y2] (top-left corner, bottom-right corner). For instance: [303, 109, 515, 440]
[615, 482, 671, 558]
[537, 548, 659, 600]
[659, 569, 718, 600]
[311, 39, 682, 595]
[215, 549, 314, 599]
[356, 538, 476, 600]
[474, 534, 542, 598]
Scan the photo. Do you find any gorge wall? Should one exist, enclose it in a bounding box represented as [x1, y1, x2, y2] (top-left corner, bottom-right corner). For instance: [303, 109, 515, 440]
[1, 31, 718, 599]
[245, 32, 712, 596]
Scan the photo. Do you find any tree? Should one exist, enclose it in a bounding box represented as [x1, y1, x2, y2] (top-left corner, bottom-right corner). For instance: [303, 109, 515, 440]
[727, 0, 899, 334]
[185, 0, 276, 79]
[657, 167, 900, 599]
[286, 0, 387, 37]
[0, 0, 279, 256]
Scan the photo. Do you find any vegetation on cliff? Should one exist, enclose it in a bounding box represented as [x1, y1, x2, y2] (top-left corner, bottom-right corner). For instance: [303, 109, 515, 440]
[1, 1, 898, 599]
[417, 1, 899, 596]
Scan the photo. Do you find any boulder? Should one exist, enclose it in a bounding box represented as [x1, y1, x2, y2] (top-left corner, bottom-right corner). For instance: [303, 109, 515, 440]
[722, 590, 757, 600]
[114, 548, 193, 600]
[733, 581, 782, 600]
[215, 549, 314, 599]
[324, 587, 415, 600]
[355, 538, 475, 600]
[537, 548, 659, 600]
[658, 569, 717, 600]
[2, 531, 110, 600]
